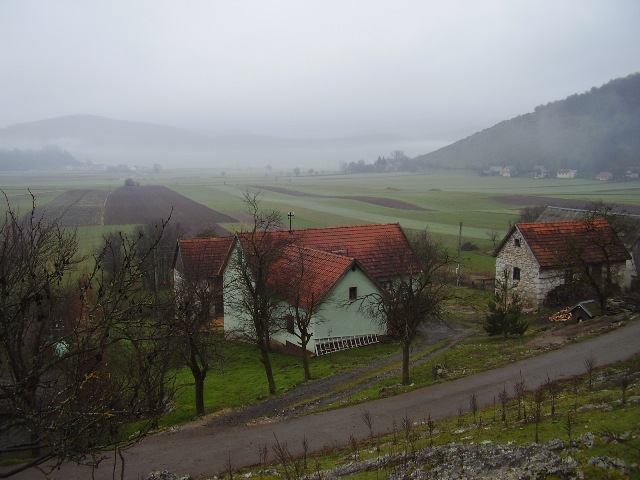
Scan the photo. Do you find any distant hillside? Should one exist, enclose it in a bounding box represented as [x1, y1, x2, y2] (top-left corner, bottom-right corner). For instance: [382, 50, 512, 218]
[414, 73, 640, 176]
[0, 114, 416, 169]
[0, 115, 215, 151]
[0, 146, 83, 171]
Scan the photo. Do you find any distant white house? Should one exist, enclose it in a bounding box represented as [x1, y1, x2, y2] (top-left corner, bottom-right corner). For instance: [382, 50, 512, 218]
[556, 169, 577, 179]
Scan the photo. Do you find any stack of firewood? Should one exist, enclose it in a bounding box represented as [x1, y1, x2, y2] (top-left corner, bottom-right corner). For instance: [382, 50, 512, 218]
[549, 307, 571, 322]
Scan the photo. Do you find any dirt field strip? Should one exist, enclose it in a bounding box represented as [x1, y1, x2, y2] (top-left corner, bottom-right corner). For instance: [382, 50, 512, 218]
[258, 185, 428, 211]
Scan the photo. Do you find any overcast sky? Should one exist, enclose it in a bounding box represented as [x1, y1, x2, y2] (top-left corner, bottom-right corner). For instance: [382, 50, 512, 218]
[1, 1, 639, 139]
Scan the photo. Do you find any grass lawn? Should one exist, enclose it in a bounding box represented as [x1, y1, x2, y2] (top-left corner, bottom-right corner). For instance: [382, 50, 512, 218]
[160, 338, 402, 427]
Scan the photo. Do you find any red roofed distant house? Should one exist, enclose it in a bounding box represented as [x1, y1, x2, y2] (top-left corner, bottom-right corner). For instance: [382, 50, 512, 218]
[221, 223, 420, 354]
[494, 220, 630, 309]
[595, 171, 614, 181]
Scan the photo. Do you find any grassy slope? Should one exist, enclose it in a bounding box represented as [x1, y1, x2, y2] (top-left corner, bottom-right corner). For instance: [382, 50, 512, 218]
[4, 168, 640, 274]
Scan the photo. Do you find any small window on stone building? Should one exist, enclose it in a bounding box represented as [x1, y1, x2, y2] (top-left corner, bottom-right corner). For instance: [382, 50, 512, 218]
[349, 287, 358, 301]
[514, 238, 521, 247]
[513, 267, 521, 281]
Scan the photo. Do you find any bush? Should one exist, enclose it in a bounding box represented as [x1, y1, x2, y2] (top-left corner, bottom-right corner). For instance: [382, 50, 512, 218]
[460, 241, 479, 251]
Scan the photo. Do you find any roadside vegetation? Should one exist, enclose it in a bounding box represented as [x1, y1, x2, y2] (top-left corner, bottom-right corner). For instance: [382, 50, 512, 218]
[215, 354, 640, 480]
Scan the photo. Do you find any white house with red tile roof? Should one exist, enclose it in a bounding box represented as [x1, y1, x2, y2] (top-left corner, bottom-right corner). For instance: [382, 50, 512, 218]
[264, 244, 385, 354]
[494, 219, 630, 308]
[223, 223, 419, 354]
[173, 223, 418, 354]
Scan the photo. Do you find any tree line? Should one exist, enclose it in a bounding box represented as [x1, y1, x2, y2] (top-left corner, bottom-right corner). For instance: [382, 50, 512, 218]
[0, 146, 83, 171]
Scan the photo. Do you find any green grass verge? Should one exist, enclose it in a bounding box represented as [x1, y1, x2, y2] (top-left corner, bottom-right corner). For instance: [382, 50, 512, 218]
[233, 355, 640, 480]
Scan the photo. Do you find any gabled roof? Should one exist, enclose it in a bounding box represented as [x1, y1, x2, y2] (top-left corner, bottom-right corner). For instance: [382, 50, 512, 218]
[496, 219, 630, 268]
[536, 206, 640, 247]
[271, 245, 368, 309]
[173, 236, 235, 278]
[253, 223, 419, 280]
[569, 300, 601, 319]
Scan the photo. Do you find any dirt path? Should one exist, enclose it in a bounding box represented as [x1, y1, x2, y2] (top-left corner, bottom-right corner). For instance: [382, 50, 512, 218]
[20, 315, 639, 480]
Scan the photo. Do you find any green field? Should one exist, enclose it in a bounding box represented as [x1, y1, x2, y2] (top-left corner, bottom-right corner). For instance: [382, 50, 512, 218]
[3, 168, 640, 275]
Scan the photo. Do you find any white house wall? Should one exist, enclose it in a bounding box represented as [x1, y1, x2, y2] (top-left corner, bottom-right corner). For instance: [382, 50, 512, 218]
[270, 265, 384, 353]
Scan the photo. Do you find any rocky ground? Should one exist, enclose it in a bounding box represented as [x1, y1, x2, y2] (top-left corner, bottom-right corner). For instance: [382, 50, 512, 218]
[148, 432, 637, 480]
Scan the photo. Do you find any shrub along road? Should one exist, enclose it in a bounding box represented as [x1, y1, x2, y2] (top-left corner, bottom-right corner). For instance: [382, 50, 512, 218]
[12, 316, 640, 480]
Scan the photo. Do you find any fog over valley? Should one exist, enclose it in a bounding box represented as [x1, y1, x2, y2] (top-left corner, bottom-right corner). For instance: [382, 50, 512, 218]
[1, 1, 639, 170]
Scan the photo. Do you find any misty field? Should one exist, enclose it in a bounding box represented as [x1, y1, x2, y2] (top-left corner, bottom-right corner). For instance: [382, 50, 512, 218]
[3, 168, 639, 274]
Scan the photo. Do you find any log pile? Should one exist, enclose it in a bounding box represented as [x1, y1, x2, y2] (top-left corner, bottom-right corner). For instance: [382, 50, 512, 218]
[549, 307, 571, 322]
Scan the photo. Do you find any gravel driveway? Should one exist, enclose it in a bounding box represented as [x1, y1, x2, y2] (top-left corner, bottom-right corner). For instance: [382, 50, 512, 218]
[9, 316, 640, 480]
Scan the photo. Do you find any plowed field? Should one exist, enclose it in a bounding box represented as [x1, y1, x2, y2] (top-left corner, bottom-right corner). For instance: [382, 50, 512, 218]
[37, 185, 234, 235]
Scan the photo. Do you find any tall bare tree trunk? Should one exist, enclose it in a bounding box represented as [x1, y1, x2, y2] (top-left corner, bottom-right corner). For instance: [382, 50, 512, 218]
[260, 346, 277, 395]
[302, 349, 312, 381]
[193, 371, 206, 416]
[402, 340, 411, 385]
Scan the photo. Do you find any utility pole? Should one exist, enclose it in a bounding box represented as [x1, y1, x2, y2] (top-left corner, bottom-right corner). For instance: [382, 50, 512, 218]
[456, 222, 462, 286]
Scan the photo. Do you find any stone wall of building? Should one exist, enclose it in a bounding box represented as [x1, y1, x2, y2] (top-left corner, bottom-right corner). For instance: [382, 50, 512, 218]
[497, 227, 628, 308]
[495, 228, 548, 308]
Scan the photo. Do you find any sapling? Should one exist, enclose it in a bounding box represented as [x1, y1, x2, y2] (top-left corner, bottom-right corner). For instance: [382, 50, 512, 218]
[498, 387, 509, 424]
[514, 377, 526, 421]
[469, 391, 478, 425]
[533, 385, 545, 443]
[584, 354, 597, 389]
[427, 413, 435, 447]
[361, 409, 374, 438]
[620, 374, 630, 405]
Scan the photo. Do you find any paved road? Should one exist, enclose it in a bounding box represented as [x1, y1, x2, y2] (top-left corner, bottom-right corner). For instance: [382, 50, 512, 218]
[11, 317, 640, 480]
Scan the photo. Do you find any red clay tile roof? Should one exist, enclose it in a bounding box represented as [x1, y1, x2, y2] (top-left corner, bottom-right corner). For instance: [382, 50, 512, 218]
[270, 245, 360, 308]
[250, 223, 419, 280]
[174, 236, 234, 277]
[513, 219, 630, 268]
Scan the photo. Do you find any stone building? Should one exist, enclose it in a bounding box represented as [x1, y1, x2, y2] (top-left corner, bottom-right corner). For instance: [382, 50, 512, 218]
[494, 219, 630, 308]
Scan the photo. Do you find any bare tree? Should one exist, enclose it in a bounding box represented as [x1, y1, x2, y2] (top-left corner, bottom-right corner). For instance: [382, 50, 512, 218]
[365, 230, 454, 385]
[277, 245, 326, 381]
[562, 202, 633, 311]
[486, 230, 500, 248]
[0, 193, 175, 477]
[514, 375, 527, 421]
[498, 386, 509, 424]
[469, 391, 478, 425]
[225, 191, 286, 395]
[173, 268, 226, 416]
[532, 385, 545, 443]
[584, 354, 597, 390]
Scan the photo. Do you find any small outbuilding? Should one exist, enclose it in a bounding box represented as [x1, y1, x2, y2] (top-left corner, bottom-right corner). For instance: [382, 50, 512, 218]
[569, 300, 602, 322]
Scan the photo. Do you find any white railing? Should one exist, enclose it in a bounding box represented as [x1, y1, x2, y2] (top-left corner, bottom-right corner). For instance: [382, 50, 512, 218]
[314, 334, 379, 356]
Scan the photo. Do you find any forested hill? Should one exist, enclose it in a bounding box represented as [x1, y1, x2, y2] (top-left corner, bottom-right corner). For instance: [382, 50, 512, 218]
[414, 73, 640, 176]
[0, 146, 83, 171]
